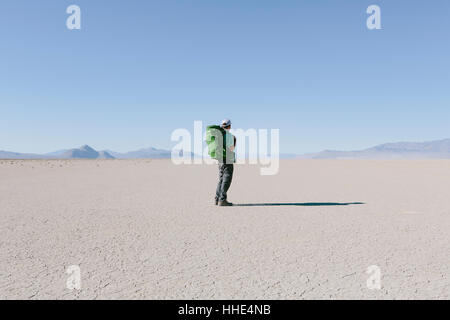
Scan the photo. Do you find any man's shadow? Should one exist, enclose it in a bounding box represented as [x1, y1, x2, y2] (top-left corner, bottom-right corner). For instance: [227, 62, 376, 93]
[234, 202, 364, 207]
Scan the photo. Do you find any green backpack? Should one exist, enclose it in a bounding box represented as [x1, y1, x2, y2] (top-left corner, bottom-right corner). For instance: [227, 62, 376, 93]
[206, 125, 226, 162]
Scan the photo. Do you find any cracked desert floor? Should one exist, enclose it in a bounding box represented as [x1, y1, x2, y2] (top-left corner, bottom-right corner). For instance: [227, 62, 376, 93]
[1, 159, 449, 299]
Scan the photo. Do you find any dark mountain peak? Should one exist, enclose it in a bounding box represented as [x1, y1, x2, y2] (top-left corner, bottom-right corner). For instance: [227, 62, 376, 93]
[79, 145, 95, 152]
[59, 145, 115, 159]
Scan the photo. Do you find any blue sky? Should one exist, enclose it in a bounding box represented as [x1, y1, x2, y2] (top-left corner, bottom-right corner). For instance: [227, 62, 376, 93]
[1, 0, 449, 154]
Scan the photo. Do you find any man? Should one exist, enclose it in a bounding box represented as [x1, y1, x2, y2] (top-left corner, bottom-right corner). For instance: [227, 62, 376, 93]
[215, 118, 235, 207]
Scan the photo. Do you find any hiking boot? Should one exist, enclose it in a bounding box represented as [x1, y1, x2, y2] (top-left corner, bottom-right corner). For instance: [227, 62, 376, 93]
[218, 200, 233, 207]
[215, 199, 218, 206]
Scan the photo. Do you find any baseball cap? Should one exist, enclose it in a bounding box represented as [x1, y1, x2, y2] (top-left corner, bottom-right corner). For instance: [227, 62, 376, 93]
[221, 118, 232, 127]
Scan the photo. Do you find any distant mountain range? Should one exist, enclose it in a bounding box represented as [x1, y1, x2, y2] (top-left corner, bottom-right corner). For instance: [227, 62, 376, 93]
[1, 138, 450, 159]
[105, 147, 171, 159]
[299, 138, 450, 159]
[0, 145, 175, 159]
[0, 145, 113, 159]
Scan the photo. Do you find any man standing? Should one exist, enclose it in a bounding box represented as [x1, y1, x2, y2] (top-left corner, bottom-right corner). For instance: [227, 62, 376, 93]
[215, 119, 235, 207]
